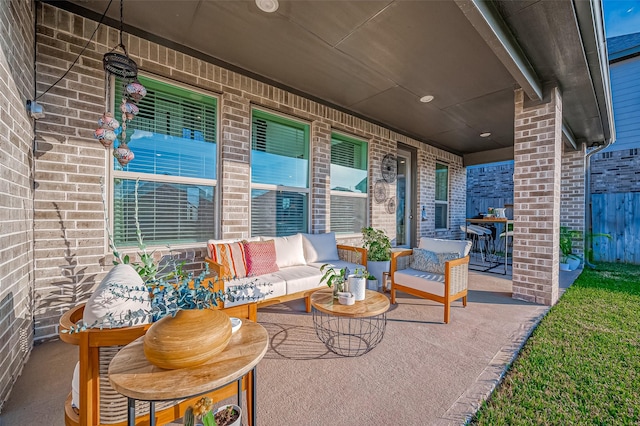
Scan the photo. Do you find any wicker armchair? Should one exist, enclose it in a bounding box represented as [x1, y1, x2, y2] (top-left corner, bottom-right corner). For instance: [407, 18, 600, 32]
[59, 301, 257, 426]
[390, 238, 471, 324]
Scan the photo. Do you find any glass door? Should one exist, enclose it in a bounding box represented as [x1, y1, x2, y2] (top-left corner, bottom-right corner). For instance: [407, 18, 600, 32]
[396, 149, 412, 247]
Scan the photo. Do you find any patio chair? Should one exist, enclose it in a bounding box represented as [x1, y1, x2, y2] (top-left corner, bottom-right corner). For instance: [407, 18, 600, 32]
[59, 301, 257, 426]
[390, 237, 471, 323]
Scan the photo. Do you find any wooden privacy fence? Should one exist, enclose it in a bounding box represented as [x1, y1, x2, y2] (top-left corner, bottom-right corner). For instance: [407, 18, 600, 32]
[592, 193, 640, 264]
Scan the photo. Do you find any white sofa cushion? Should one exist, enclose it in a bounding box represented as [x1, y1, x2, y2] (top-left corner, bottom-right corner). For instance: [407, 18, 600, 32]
[301, 232, 339, 263]
[419, 237, 472, 257]
[273, 265, 325, 294]
[307, 260, 364, 275]
[82, 264, 151, 328]
[394, 268, 445, 297]
[263, 234, 307, 268]
[223, 274, 286, 308]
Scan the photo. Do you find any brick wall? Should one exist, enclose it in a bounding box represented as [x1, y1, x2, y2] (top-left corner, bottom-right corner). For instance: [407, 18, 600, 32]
[0, 0, 35, 410]
[512, 88, 562, 306]
[590, 149, 640, 193]
[31, 4, 465, 342]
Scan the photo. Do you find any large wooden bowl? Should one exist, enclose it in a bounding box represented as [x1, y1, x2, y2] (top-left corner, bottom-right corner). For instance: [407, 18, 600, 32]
[143, 309, 232, 370]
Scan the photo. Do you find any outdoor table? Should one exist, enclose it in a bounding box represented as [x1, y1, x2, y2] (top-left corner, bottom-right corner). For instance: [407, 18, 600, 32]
[465, 218, 513, 275]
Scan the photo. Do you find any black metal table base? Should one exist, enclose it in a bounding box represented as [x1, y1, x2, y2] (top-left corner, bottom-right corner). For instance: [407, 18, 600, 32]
[126, 366, 257, 426]
[312, 309, 386, 357]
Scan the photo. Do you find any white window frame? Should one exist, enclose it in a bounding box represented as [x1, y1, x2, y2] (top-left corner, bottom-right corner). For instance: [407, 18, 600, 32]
[435, 162, 449, 230]
[249, 107, 311, 237]
[109, 73, 220, 249]
[329, 131, 369, 237]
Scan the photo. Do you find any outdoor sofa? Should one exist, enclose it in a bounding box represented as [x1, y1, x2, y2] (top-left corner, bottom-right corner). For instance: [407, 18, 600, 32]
[206, 232, 367, 312]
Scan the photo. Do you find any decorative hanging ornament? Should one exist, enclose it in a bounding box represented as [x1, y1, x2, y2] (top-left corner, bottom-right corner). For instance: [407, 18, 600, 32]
[103, 0, 138, 79]
[125, 81, 147, 103]
[94, 128, 117, 148]
[113, 143, 134, 166]
[98, 112, 120, 130]
[120, 98, 139, 120]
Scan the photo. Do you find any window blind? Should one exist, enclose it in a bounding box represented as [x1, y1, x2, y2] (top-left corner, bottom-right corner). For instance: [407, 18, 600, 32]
[251, 190, 308, 237]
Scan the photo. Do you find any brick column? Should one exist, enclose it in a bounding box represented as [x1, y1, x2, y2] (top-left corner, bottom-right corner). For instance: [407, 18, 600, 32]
[310, 121, 331, 233]
[219, 93, 251, 239]
[512, 87, 562, 305]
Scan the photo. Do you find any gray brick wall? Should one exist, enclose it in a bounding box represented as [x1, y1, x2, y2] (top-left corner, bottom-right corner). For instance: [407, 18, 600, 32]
[31, 4, 465, 344]
[590, 149, 640, 193]
[0, 0, 35, 410]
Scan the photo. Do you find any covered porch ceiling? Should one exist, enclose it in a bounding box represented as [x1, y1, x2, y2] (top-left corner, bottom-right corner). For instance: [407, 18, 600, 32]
[57, 0, 614, 165]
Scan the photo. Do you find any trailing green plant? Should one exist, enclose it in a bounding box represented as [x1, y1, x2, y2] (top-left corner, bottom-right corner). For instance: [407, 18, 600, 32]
[350, 267, 368, 278]
[361, 226, 391, 261]
[559, 226, 611, 263]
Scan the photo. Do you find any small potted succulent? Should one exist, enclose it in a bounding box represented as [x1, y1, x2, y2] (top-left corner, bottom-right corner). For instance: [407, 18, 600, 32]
[184, 397, 242, 426]
[365, 272, 378, 291]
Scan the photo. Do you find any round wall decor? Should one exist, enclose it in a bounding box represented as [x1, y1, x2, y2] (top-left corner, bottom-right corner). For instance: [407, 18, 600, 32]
[374, 180, 387, 203]
[381, 154, 397, 183]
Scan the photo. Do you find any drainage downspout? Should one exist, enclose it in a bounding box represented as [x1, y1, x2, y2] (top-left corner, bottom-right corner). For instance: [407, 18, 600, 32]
[583, 0, 615, 268]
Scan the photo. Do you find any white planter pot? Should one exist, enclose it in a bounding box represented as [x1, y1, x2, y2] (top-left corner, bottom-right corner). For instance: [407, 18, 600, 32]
[560, 262, 571, 272]
[348, 275, 366, 301]
[567, 256, 581, 271]
[213, 404, 242, 426]
[366, 278, 378, 291]
[367, 260, 390, 291]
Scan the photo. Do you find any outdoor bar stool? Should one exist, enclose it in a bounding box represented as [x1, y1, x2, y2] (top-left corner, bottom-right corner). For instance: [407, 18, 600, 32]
[461, 225, 493, 262]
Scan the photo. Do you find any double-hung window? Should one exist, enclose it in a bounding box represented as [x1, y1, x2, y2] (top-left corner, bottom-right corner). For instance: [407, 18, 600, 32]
[330, 133, 368, 234]
[435, 163, 449, 229]
[112, 75, 217, 246]
[250, 110, 310, 237]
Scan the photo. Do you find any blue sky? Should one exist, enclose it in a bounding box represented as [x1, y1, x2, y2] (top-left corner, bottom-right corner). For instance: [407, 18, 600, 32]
[603, 0, 640, 37]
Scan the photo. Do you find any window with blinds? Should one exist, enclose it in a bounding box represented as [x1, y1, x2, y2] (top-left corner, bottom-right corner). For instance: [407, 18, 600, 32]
[250, 110, 310, 237]
[330, 133, 368, 234]
[435, 163, 449, 229]
[112, 75, 217, 246]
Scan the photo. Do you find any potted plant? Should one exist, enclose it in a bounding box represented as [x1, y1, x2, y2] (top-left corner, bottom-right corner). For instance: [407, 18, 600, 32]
[365, 272, 378, 291]
[185, 397, 242, 426]
[361, 227, 391, 290]
[347, 267, 368, 301]
[320, 264, 348, 298]
[559, 226, 611, 271]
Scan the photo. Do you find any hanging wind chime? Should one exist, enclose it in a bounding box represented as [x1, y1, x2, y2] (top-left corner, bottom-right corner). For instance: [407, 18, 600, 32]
[93, 0, 146, 167]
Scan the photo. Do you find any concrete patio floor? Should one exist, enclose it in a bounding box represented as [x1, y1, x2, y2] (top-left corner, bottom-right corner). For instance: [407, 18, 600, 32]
[1, 269, 581, 426]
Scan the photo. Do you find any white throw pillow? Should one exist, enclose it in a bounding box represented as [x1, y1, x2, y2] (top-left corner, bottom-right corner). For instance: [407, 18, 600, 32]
[301, 232, 339, 263]
[72, 264, 152, 410]
[82, 264, 151, 327]
[265, 234, 307, 268]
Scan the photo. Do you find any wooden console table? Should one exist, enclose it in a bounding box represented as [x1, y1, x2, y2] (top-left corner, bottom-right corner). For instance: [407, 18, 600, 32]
[108, 319, 269, 426]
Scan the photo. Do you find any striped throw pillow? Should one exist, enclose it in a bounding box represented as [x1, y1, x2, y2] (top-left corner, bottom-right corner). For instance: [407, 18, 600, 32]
[208, 242, 248, 278]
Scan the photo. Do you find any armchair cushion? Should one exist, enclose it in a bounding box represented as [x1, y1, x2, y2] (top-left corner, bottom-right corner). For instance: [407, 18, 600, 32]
[393, 268, 445, 297]
[410, 249, 460, 274]
[419, 237, 472, 257]
[301, 232, 339, 262]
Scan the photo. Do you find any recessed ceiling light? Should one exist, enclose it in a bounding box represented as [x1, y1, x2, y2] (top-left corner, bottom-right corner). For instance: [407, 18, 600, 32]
[480, 132, 491, 138]
[419, 95, 434, 103]
[256, 0, 279, 13]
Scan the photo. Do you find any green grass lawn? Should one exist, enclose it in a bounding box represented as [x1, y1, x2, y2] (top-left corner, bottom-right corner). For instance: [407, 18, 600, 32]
[472, 263, 640, 425]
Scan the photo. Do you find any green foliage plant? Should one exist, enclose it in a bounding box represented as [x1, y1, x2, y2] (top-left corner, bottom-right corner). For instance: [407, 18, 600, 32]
[319, 264, 347, 289]
[361, 227, 391, 261]
[559, 226, 611, 263]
